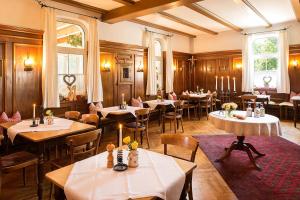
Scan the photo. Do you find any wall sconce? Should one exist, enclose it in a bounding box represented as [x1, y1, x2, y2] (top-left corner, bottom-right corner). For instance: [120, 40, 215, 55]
[291, 59, 298, 69]
[24, 54, 34, 71]
[102, 61, 111, 72]
[235, 63, 242, 69]
[137, 61, 143, 72]
[173, 65, 177, 71]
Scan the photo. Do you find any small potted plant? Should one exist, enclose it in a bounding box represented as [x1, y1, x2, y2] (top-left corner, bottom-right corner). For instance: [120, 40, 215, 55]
[45, 110, 54, 125]
[123, 136, 139, 168]
[222, 102, 238, 118]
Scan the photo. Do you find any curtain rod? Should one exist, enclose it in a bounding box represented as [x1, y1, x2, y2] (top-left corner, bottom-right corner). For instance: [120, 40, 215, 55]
[34, 0, 100, 19]
[145, 28, 173, 37]
[242, 27, 288, 35]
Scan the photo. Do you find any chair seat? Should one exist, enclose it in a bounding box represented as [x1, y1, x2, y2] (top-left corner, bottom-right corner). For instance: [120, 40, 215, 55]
[1, 151, 38, 172]
[125, 122, 145, 129]
[165, 112, 182, 119]
[279, 102, 293, 107]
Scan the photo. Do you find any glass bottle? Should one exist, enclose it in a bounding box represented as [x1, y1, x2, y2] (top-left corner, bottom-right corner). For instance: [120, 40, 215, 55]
[254, 103, 260, 118]
[246, 103, 252, 117]
[260, 103, 265, 117]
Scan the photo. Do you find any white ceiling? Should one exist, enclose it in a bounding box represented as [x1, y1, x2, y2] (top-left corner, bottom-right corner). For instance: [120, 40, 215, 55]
[72, 0, 297, 36]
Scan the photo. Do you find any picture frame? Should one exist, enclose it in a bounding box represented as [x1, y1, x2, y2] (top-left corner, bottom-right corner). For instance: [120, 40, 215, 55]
[119, 64, 134, 84]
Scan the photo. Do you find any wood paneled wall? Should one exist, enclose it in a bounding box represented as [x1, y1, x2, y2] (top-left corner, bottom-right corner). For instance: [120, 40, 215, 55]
[173, 51, 191, 94]
[0, 25, 43, 118]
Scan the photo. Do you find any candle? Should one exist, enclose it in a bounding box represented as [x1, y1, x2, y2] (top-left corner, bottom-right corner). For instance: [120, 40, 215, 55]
[233, 77, 236, 92]
[215, 76, 218, 91]
[221, 76, 224, 91]
[121, 93, 124, 104]
[33, 104, 36, 119]
[119, 124, 123, 147]
[227, 76, 230, 91]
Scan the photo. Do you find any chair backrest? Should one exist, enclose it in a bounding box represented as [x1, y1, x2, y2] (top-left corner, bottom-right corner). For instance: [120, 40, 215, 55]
[65, 129, 101, 163]
[174, 100, 184, 115]
[65, 111, 81, 121]
[241, 95, 257, 110]
[135, 108, 150, 125]
[161, 134, 199, 162]
[81, 114, 99, 127]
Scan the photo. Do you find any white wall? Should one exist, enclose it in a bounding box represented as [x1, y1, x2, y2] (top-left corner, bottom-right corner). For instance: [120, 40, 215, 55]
[193, 21, 300, 53]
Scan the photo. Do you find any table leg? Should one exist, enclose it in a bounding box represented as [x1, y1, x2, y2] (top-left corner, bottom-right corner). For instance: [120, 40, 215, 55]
[293, 100, 298, 128]
[37, 142, 45, 200]
[54, 185, 65, 200]
[215, 136, 264, 170]
[2, 128, 9, 154]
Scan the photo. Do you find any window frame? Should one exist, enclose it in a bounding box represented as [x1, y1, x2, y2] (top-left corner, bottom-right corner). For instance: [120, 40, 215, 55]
[153, 39, 163, 90]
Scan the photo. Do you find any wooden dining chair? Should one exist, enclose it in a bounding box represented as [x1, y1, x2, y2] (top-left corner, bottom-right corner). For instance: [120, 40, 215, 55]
[1, 151, 38, 193]
[160, 134, 199, 200]
[65, 111, 81, 121]
[124, 108, 151, 149]
[241, 95, 257, 110]
[180, 95, 198, 120]
[211, 92, 218, 111]
[199, 94, 213, 120]
[163, 100, 184, 133]
[80, 114, 100, 128]
[49, 129, 102, 199]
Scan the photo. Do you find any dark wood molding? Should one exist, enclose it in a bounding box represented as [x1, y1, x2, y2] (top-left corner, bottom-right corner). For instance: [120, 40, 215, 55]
[0, 24, 43, 39]
[194, 50, 242, 59]
[112, 0, 135, 6]
[290, 44, 300, 54]
[100, 40, 145, 55]
[50, 0, 108, 14]
[186, 3, 243, 32]
[290, 0, 300, 22]
[158, 11, 218, 35]
[102, 0, 203, 23]
[130, 19, 196, 38]
[241, 0, 272, 27]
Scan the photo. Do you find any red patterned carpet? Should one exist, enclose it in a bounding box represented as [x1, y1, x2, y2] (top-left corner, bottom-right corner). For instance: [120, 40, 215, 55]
[194, 135, 300, 200]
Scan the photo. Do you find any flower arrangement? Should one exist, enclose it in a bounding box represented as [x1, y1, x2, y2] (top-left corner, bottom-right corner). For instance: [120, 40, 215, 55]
[222, 102, 238, 118]
[45, 110, 54, 125]
[123, 136, 138, 151]
[45, 110, 53, 116]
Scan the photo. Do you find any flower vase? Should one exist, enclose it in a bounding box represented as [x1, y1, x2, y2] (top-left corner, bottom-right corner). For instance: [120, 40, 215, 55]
[128, 150, 138, 168]
[46, 116, 54, 125]
[226, 110, 233, 118]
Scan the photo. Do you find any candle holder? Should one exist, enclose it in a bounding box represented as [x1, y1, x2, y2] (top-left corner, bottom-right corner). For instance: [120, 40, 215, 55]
[39, 106, 44, 124]
[30, 118, 38, 127]
[113, 149, 128, 171]
[233, 91, 237, 96]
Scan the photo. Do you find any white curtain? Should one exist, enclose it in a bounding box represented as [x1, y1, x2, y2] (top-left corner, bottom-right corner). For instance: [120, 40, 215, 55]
[146, 32, 157, 95]
[165, 36, 174, 93]
[42, 7, 60, 108]
[86, 18, 103, 103]
[242, 34, 254, 92]
[277, 30, 290, 93]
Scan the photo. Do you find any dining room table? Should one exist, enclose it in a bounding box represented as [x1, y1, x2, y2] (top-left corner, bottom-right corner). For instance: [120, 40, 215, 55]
[209, 110, 281, 170]
[0, 118, 96, 200]
[45, 148, 197, 200]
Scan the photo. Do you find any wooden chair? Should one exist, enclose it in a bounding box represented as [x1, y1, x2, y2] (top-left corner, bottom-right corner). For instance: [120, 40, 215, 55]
[199, 94, 213, 120]
[1, 151, 38, 193]
[163, 100, 184, 133]
[81, 114, 100, 128]
[211, 92, 218, 111]
[241, 95, 257, 110]
[160, 134, 199, 200]
[125, 108, 151, 149]
[65, 111, 81, 121]
[49, 129, 102, 199]
[180, 95, 198, 120]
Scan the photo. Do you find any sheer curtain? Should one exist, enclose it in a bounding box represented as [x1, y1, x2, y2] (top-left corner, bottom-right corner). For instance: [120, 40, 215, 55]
[242, 34, 254, 92]
[277, 30, 290, 93]
[42, 7, 60, 108]
[145, 32, 157, 95]
[165, 36, 174, 93]
[86, 18, 103, 103]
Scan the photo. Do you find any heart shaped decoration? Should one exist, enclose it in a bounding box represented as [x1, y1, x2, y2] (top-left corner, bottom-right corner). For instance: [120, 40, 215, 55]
[63, 74, 76, 86]
[263, 75, 272, 84]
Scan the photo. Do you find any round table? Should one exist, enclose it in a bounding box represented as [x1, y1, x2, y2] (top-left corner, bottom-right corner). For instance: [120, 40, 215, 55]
[209, 110, 282, 170]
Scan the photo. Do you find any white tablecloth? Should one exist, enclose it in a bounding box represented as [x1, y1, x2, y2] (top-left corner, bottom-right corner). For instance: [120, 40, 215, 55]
[7, 118, 73, 143]
[256, 94, 271, 101]
[209, 110, 282, 137]
[64, 149, 185, 200]
[144, 100, 175, 110]
[98, 106, 143, 118]
[291, 96, 300, 101]
[189, 93, 207, 98]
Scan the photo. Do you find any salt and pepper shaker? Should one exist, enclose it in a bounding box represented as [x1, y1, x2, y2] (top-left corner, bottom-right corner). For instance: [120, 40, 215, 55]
[260, 103, 265, 117]
[246, 103, 252, 117]
[106, 143, 115, 168]
[254, 103, 261, 118]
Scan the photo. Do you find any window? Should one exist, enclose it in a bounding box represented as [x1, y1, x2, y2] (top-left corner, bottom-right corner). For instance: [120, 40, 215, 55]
[56, 21, 86, 97]
[251, 33, 279, 88]
[154, 40, 163, 90]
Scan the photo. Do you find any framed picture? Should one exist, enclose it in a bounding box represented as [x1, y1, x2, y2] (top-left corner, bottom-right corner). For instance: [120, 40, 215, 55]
[119, 64, 134, 84]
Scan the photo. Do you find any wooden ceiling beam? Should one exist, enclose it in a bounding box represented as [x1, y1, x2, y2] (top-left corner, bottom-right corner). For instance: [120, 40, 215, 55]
[290, 0, 300, 22]
[186, 3, 243, 32]
[112, 0, 135, 6]
[50, 0, 107, 14]
[241, 0, 272, 27]
[158, 11, 218, 35]
[103, 0, 203, 24]
[130, 19, 197, 38]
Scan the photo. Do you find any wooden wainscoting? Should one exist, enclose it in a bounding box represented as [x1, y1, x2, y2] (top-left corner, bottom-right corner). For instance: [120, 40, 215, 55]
[173, 51, 192, 94]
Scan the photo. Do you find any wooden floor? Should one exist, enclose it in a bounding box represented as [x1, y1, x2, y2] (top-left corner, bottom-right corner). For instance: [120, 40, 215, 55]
[1, 116, 300, 200]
